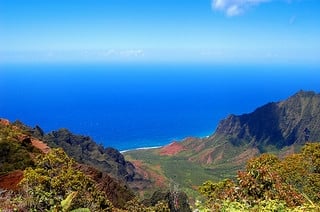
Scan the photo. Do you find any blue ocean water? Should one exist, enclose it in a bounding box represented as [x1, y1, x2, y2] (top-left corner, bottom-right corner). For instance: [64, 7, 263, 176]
[0, 63, 319, 150]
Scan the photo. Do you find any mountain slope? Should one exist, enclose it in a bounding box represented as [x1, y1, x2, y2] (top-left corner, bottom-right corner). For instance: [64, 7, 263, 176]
[216, 90, 320, 148]
[181, 90, 320, 162]
[12, 121, 153, 192]
[124, 90, 320, 198]
[0, 119, 191, 210]
[0, 119, 135, 208]
[43, 128, 136, 182]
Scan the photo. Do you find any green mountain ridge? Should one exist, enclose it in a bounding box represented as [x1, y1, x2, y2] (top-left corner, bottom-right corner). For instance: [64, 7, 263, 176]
[124, 90, 320, 199]
[1, 90, 320, 211]
[215, 90, 320, 148]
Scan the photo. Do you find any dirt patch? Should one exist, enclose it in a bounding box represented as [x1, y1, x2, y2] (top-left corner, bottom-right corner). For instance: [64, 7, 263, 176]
[131, 160, 149, 179]
[159, 142, 185, 156]
[0, 118, 10, 126]
[199, 148, 219, 164]
[130, 160, 167, 188]
[31, 138, 50, 154]
[1, 118, 50, 154]
[0, 170, 23, 191]
[188, 145, 226, 165]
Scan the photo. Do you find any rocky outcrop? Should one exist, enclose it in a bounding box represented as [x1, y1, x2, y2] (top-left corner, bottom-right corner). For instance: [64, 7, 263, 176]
[5, 120, 151, 193]
[215, 90, 320, 149]
[42, 128, 136, 183]
[0, 120, 138, 208]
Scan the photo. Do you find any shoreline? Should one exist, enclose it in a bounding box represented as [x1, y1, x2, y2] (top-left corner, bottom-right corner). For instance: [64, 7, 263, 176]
[119, 134, 212, 154]
[120, 146, 162, 153]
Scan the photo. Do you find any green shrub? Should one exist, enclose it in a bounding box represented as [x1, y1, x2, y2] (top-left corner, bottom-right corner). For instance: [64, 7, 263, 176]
[199, 143, 320, 211]
[19, 148, 113, 211]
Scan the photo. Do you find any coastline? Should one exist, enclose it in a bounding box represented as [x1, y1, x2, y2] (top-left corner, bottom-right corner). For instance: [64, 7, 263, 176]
[119, 134, 212, 154]
[120, 146, 162, 154]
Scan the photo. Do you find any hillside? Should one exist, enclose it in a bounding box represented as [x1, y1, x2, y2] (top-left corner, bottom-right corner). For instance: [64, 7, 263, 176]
[215, 90, 320, 148]
[0, 119, 136, 209]
[11, 121, 153, 192]
[1, 90, 319, 210]
[124, 90, 320, 198]
[0, 119, 191, 211]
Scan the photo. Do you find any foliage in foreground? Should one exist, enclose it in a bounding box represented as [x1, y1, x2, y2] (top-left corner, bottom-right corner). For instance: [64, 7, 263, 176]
[19, 148, 114, 211]
[0, 124, 38, 174]
[0, 148, 171, 211]
[198, 142, 320, 211]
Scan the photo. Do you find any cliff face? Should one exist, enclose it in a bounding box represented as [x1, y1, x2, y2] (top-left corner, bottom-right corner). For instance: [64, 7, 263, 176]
[5, 119, 152, 194]
[42, 129, 135, 182]
[123, 91, 320, 201]
[26, 127, 151, 192]
[215, 91, 320, 148]
[120, 90, 320, 202]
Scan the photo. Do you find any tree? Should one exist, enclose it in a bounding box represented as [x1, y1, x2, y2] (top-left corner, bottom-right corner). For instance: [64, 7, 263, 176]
[237, 153, 304, 207]
[198, 143, 320, 210]
[19, 148, 113, 211]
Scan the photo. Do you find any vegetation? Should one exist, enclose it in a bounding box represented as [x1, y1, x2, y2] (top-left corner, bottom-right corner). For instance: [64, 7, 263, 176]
[1, 111, 319, 211]
[124, 91, 320, 204]
[0, 120, 178, 211]
[18, 148, 114, 211]
[124, 142, 254, 204]
[198, 143, 320, 211]
[1, 147, 172, 211]
[42, 128, 136, 183]
[0, 123, 38, 174]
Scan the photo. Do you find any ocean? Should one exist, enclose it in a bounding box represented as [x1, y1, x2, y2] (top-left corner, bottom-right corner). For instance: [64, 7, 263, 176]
[1, 63, 319, 150]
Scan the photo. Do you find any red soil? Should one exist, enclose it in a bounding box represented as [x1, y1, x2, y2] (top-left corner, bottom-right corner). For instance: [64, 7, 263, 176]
[1, 118, 50, 154]
[0, 170, 24, 191]
[159, 142, 185, 156]
[130, 160, 166, 188]
[131, 160, 149, 179]
[0, 118, 10, 126]
[31, 138, 50, 154]
[149, 165, 166, 187]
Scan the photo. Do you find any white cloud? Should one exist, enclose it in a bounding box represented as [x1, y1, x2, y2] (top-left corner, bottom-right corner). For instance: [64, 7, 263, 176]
[212, 0, 270, 16]
[227, 5, 242, 16]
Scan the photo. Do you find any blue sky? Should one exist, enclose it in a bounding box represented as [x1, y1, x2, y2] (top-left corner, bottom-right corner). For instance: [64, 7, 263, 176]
[0, 0, 320, 65]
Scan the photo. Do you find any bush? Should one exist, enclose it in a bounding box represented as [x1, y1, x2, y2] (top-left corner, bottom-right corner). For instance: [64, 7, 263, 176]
[198, 143, 320, 211]
[19, 148, 113, 211]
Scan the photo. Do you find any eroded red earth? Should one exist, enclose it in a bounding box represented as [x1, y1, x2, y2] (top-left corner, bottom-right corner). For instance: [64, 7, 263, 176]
[0, 170, 24, 191]
[159, 142, 185, 156]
